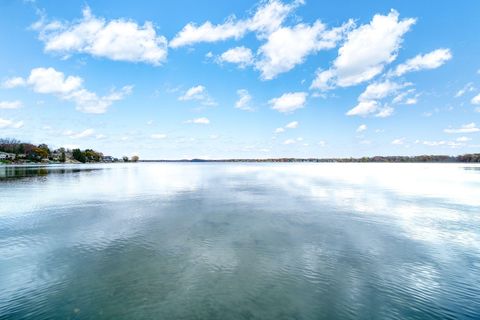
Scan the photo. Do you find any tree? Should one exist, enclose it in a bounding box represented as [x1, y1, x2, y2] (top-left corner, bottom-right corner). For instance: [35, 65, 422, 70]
[72, 149, 86, 163]
[131, 155, 139, 162]
[38, 144, 50, 155]
[122, 156, 129, 162]
[84, 149, 102, 162]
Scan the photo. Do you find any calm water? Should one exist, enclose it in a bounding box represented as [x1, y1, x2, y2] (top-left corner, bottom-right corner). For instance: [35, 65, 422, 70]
[0, 163, 479, 319]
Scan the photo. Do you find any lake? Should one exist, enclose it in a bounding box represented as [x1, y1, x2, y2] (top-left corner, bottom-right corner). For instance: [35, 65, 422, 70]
[0, 163, 479, 319]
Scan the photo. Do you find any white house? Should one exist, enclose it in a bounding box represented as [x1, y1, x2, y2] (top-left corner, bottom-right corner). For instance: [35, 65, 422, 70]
[0, 152, 16, 160]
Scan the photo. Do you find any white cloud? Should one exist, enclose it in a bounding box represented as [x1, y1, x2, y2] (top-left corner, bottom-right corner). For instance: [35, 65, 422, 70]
[179, 85, 216, 106]
[172, 0, 351, 79]
[456, 136, 471, 142]
[34, 7, 168, 65]
[1, 77, 26, 89]
[4, 67, 131, 114]
[375, 106, 394, 118]
[235, 89, 253, 111]
[346, 100, 379, 117]
[151, 133, 167, 139]
[27, 67, 83, 94]
[359, 80, 404, 102]
[444, 123, 480, 134]
[471, 93, 480, 105]
[65, 86, 132, 114]
[391, 138, 405, 145]
[418, 140, 463, 148]
[318, 140, 326, 147]
[311, 10, 415, 90]
[392, 48, 452, 77]
[179, 85, 205, 100]
[96, 134, 106, 139]
[219, 46, 254, 68]
[285, 121, 299, 129]
[455, 82, 474, 98]
[0, 118, 24, 129]
[275, 120, 299, 133]
[170, 19, 248, 48]
[404, 97, 417, 105]
[356, 124, 367, 132]
[348, 80, 407, 118]
[170, 0, 301, 48]
[269, 91, 307, 113]
[0, 100, 22, 109]
[283, 138, 296, 145]
[64, 128, 95, 139]
[186, 117, 210, 124]
[256, 20, 353, 80]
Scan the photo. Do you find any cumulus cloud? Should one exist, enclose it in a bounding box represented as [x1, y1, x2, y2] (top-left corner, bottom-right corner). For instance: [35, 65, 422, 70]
[256, 20, 353, 79]
[283, 137, 304, 145]
[186, 117, 210, 124]
[218, 46, 254, 68]
[347, 80, 408, 117]
[311, 10, 415, 90]
[356, 124, 367, 132]
[285, 121, 299, 129]
[444, 123, 480, 134]
[1, 77, 26, 89]
[170, 0, 302, 48]
[456, 136, 471, 142]
[0, 118, 24, 129]
[471, 93, 480, 105]
[235, 89, 253, 111]
[64, 128, 95, 139]
[151, 133, 167, 139]
[274, 120, 298, 133]
[27, 67, 83, 94]
[416, 140, 463, 148]
[172, 0, 351, 79]
[346, 100, 379, 117]
[33, 7, 168, 65]
[283, 138, 296, 145]
[455, 82, 474, 98]
[359, 80, 405, 102]
[391, 137, 405, 145]
[375, 106, 394, 118]
[269, 91, 307, 113]
[0, 100, 22, 109]
[4, 67, 132, 114]
[179, 85, 217, 106]
[392, 48, 452, 77]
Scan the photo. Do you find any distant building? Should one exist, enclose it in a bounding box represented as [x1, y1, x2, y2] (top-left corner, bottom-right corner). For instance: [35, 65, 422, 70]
[0, 152, 16, 160]
[102, 156, 115, 162]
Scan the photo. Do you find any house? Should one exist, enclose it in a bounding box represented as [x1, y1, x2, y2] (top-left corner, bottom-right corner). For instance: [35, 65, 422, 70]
[0, 152, 16, 160]
[102, 156, 115, 162]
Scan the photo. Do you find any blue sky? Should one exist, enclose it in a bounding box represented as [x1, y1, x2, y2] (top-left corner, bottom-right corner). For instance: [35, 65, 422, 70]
[1, 0, 479, 159]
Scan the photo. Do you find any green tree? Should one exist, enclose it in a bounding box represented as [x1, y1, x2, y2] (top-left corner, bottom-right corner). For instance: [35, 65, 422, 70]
[72, 149, 86, 163]
[84, 149, 102, 162]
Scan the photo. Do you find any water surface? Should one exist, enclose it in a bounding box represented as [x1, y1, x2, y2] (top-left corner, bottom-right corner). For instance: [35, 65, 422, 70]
[1, 163, 479, 319]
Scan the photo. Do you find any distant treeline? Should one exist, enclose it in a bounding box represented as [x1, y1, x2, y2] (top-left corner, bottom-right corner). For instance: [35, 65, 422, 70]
[142, 154, 480, 163]
[0, 138, 138, 164]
